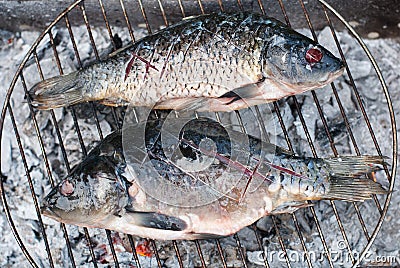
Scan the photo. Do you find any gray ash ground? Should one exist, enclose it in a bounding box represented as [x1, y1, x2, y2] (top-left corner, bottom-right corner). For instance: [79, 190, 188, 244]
[0, 23, 399, 268]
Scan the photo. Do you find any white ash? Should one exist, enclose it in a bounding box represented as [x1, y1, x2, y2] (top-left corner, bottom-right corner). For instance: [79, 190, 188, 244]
[0, 19, 399, 268]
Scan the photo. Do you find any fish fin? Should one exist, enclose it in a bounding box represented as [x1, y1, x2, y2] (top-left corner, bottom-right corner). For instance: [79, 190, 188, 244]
[323, 177, 388, 202]
[324, 155, 388, 177]
[188, 232, 226, 240]
[124, 209, 187, 231]
[29, 72, 84, 110]
[270, 201, 313, 215]
[218, 82, 262, 101]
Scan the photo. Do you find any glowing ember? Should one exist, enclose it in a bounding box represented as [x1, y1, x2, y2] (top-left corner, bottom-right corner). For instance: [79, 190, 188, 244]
[135, 240, 153, 257]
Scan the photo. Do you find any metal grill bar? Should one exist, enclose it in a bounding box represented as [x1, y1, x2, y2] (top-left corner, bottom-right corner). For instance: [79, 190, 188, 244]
[194, 240, 207, 268]
[32, 51, 79, 268]
[64, 13, 104, 144]
[215, 239, 229, 268]
[231, 110, 272, 268]
[197, 0, 205, 14]
[98, 0, 117, 50]
[234, 233, 248, 268]
[137, 0, 152, 34]
[177, 0, 186, 17]
[150, 240, 163, 268]
[297, 2, 358, 263]
[80, 3, 100, 59]
[119, 0, 136, 42]
[291, 214, 313, 267]
[322, 4, 389, 213]
[47, 28, 107, 266]
[254, 3, 318, 267]
[251, 225, 270, 268]
[172, 241, 184, 268]
[217, 0, 224, 12]
[236, 0, 244, 11]
[127, 235, 142, 268]
[271, 216, 291, 267]
[18, 73, 56, 268]
[0, 157, 38, 267]
[106, 230, 120, 267]
[302, 3, 395, 268]
[274, 1, 335, 267]
[7, 102, 55, 267]
[157, 0, 169, 26]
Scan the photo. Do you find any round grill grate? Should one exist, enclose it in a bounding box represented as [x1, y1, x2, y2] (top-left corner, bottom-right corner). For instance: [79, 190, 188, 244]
[0, 0, 397, 267]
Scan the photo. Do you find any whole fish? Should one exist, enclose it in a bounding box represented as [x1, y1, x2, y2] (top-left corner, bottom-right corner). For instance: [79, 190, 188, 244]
[40, 116, 386, 240]
[30, 12, 344, 111]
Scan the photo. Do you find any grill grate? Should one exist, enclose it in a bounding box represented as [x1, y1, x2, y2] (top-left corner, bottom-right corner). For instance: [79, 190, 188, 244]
[0, 0, 397, 267]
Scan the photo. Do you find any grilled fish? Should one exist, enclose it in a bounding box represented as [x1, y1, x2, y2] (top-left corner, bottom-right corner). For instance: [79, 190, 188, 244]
[40, 116, 386, 240]
[30, 12, 344, 111]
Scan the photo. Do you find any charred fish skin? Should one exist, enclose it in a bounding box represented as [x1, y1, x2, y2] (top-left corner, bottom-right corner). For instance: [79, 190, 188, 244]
[30, 12, 344, 111]
[40, 117, 386, 240]
[40, 131, 129, 226]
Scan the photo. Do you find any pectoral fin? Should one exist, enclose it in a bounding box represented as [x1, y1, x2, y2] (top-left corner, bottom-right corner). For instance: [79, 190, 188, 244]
[270, 201, 313, 214]
[218, 81, 265, 103]
[124, 208, 187, 231]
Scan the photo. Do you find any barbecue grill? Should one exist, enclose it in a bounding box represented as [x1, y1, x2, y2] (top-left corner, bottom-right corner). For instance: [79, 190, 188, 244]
[0, 0, 397, 267]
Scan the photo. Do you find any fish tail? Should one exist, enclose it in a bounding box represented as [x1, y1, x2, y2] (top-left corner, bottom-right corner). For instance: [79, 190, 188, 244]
[322, 177, 388, 202]
[29, 71, 85, 110]
[321, 155, 388, 201]
[324, 155, 387, 177]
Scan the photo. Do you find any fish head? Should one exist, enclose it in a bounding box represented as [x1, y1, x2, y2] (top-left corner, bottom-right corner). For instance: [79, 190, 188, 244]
[262, 33, 344, 90]
[41, 155, 128, 226]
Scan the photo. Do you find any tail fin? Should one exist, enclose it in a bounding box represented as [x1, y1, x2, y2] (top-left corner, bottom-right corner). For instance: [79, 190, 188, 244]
[324, 155, 387, 177]
[29, 72, 84, 110]
[323, 177, 388, 202]
[321, 155, 388, 201]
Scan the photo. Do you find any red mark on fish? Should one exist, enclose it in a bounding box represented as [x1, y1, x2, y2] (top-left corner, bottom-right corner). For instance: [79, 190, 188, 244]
[239, 159, 262, 202]
[305, 47, 323, 65]
[269, 163, 308, 180]
[125, 53, 159, 81]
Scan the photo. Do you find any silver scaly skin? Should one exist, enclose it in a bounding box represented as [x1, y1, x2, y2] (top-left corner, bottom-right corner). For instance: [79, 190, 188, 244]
[30, 12, 344, 111]
[40, 117, 386, 240]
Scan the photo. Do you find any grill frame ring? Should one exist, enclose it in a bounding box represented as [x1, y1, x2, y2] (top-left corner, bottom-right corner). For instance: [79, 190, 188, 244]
[0, 0, 397, 267]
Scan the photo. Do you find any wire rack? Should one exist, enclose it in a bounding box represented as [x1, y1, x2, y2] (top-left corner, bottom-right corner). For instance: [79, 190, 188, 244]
[0, 0, 397, 267]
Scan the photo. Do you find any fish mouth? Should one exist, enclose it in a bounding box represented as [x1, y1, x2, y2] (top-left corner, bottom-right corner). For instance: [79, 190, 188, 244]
[308, 63, 345, 87]
[275, 64, 345, 94]
[324, 64, 345, 84]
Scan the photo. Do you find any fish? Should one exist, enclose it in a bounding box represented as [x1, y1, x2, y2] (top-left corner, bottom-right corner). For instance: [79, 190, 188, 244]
[30, 12, 344, 112]
[40, 115, 386, 240]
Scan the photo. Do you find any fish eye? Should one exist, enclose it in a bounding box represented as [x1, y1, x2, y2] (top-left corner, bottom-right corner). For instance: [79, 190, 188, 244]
[305, 48, 323, 64]
[59, 180, 75, 196]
